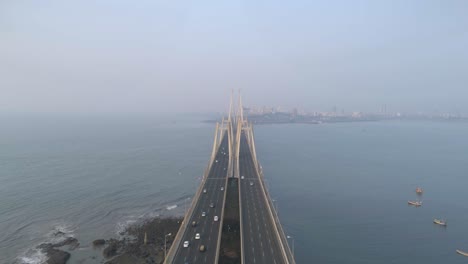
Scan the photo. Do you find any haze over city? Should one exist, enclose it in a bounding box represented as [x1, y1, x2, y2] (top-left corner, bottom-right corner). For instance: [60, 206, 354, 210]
[2, 0, 468, 114]
[3, 1, 468, 264]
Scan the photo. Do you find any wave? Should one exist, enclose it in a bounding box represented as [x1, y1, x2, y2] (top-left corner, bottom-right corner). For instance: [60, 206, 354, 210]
[114, 202, 183, 236]
[115, 218, 137, 236]
[15, 249, 47, 264]
[14, 223, 75, 264]
[166, 204, 178, 210]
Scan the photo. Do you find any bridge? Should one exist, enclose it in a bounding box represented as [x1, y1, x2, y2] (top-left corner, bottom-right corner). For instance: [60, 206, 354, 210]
[165, 94, 295, 264]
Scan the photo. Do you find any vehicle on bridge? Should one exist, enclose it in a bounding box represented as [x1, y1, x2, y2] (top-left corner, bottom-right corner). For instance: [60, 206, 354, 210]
[199, 245, 206, 252]
[165, 96, 295, 264]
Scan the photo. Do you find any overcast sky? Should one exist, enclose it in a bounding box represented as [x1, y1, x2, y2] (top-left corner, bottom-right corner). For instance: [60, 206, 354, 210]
[1, 0, 467, 114]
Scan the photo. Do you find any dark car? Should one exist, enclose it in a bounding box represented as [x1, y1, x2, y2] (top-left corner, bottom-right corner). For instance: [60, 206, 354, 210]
[199, 245, 206, 252]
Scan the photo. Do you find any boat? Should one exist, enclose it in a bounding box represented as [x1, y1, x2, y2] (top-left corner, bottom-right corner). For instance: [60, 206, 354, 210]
[456, 249, 468, 257]
[416, 187, 423, 194]
[408, 200, 422, 206]
[433, 219, 447, 226]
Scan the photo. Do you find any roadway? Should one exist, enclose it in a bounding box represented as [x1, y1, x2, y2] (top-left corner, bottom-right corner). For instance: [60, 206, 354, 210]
[172, 133, 230, 264]
[239, 131, 287, 264]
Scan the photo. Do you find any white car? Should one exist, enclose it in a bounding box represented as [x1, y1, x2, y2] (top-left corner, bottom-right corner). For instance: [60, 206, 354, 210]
[195, 233, 200, 240]
[214, 216, 219, 222]
[250, 182, 254, 186]
[183, 241, 189, 248]
[203, 189, 207, 194]
[241, 176, 244, 180]
[215, 159, 218, 163]
[202, 211, 206, 217]
[220, 187, 224, 191]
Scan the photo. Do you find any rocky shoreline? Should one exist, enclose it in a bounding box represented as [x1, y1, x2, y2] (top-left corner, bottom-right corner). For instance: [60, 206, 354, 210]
[99, 217, 183, 264]
[36, 231, 79, 264]
[36, 217, 182, 264]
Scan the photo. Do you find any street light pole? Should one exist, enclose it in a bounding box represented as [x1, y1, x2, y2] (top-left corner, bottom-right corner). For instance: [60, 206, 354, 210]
[164, 233, 172, 260]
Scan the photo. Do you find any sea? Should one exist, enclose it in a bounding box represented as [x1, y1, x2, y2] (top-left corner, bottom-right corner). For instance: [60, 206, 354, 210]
[1, 114, 468, 264]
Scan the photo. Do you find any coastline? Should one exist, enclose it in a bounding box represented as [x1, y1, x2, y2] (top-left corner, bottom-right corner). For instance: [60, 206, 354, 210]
[94, 216, 182, 264]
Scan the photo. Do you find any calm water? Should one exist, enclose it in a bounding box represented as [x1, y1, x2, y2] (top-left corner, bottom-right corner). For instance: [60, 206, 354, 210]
[1, 115, 468, 263]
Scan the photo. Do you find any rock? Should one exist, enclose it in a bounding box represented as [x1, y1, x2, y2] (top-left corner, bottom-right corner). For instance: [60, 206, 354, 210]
[37, 243, 54, 251]
[140, 246, 150, 257]
[104, 253, 144, 264]
[68, 242, 80, 251]
[36, 237, 77, 264]
[46, 248, 70, 264]
[93, 239, 106, 247]
[53, 231, 66, 237]
[99, 217, 182, 263]
[103, 241, 119, 258]
[51, 237, 80, 250]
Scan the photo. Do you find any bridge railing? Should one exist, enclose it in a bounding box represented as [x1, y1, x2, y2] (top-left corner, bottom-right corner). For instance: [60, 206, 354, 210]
[246, 128, 296, 264]
[164, 132, 226, 263]
[164, 160, 211, 263]
[257, 164, 296, 264]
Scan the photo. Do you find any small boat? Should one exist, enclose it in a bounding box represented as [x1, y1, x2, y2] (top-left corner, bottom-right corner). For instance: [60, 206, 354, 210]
[416, 187, 423, 194]
[408, 200, 422, 206]
[456, 249, 468, 257]
[433, 219, 447, 226]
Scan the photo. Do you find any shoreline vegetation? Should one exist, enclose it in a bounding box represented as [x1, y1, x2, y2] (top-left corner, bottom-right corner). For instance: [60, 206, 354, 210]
[39, 217, 183, 264]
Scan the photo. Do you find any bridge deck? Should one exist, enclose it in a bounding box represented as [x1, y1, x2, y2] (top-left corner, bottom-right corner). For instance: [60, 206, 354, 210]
[239, 132, 287, 264]
[172, 135, 230, 264]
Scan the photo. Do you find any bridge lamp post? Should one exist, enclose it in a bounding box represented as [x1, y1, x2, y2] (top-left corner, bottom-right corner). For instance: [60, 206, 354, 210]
[287, 235, 295, 258]
[164, 233, 172, 260]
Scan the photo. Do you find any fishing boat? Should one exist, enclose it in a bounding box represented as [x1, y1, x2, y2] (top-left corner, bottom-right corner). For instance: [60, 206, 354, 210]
[408, 200, 422, 206]
[416, 187, 423, 194]
[433, 219, 447, 226]
[456, 249, 468, 257]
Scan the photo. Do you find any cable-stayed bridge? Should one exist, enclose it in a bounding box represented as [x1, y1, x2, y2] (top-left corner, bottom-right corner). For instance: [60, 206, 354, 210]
[165, 93, 295, 264]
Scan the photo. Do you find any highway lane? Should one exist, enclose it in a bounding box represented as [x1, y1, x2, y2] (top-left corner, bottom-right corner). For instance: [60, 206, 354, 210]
[239, 132, 287, 264]
[172, 134, 230, 264]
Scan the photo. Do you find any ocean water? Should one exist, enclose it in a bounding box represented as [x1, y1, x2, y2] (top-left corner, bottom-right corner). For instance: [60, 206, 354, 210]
[0, 114, 214, 263]
[255, 121, 468, 264]
[1, 115, 468, 263]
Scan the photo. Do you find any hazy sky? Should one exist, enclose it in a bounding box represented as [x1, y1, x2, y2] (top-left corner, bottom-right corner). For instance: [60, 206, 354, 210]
[1, 0, 467, 114]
